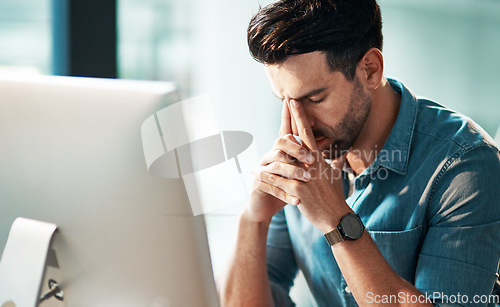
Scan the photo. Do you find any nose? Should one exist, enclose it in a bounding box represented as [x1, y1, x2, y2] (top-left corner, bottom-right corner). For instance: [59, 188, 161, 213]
[289, 105, 315, 136]
[307, 115, 315, 129]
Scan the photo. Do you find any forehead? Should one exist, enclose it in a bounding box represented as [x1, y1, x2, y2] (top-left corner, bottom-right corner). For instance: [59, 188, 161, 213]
[264, 51, 346, 99]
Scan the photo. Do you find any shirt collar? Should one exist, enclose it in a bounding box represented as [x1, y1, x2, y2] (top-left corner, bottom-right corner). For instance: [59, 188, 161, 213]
[365, 78, 418, 176]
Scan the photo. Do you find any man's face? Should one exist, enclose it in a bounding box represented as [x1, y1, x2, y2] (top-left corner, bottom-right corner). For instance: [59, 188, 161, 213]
[265, 51, 371, 159]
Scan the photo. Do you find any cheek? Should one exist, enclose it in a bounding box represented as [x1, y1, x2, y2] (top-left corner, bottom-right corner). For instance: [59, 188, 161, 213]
[305, 103, 347, 130]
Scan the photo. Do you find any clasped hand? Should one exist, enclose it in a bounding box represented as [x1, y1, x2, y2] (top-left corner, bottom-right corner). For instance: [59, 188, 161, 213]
[249, 99, 349, 233]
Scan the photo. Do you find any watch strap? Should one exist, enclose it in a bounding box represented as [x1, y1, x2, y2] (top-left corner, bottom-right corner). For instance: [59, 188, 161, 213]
[324, 228, 344, 246]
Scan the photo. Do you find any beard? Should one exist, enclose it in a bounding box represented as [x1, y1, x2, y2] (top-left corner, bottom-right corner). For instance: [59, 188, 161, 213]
[314, 76, 371, 159]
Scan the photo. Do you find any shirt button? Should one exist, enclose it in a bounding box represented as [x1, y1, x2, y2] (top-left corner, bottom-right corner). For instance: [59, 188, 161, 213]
[345, 286, 351, 294]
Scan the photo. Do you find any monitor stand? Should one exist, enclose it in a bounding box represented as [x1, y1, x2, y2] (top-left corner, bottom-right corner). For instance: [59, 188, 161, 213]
[0, 217, 58, 307]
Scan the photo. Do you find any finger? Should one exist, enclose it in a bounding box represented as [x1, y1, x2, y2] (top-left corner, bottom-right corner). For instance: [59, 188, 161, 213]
[252, 172, 300, 206]
[331, 150, 348, 170]
[289, 102, 298, 138]
[260, 149, 299, 166]
[282, 133, 300, 144]
[289, 99, 319, 151]
[279, 99, 292, 137]
[262, 137, 315, 165]
[257, 170, 301, 200]
[263, 162, 311, 182]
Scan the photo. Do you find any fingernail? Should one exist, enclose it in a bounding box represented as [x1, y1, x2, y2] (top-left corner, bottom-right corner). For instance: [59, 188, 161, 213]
[291, 99, 299, 108]
[304, 171, 311, 180]
[290, 196, 300, 206]
[306, 153, 315, 164]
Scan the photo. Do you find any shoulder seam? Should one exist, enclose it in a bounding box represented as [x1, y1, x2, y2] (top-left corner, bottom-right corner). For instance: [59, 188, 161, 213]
[413, 128, 460, 144]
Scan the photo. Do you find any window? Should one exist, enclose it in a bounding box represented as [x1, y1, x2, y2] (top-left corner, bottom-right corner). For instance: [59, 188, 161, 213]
[118, 0, 192, 97]
[0, 0, 51, 75]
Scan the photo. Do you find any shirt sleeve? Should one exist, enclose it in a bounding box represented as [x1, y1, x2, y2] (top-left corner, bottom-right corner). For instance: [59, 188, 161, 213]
[415, 143, 500, 306]
[266, 208, 298, 307]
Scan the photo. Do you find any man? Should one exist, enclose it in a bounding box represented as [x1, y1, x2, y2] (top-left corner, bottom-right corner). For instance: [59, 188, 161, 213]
[217, 0, 500, 306]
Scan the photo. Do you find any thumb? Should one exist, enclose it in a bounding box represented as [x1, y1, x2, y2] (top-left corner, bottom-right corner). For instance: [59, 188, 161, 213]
[330, 151, 348, 171]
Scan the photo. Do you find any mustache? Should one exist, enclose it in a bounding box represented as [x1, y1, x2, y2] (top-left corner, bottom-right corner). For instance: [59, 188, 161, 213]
[312, 127, 329, 139]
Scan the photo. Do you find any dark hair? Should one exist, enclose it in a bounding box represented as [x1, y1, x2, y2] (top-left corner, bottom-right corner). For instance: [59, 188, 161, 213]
[247, 0, 383, 81]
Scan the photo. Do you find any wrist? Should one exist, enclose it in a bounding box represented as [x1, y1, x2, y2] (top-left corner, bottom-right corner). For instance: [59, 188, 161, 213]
[323, 212, 365, 246]
[317, 206, 354, 234]
[238, 209, 272, 247]
[240, 206, 272, 228]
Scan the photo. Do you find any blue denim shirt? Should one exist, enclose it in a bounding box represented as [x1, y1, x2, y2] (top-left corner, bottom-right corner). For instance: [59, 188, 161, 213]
[266, 78, 500, 307]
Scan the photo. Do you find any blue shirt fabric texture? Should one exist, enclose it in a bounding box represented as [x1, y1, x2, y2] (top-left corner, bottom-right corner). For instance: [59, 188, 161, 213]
[266, 78, 500, 307]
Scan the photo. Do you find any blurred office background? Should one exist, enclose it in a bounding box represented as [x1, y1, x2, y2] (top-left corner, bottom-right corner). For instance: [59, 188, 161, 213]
[1, 0, 499, 305]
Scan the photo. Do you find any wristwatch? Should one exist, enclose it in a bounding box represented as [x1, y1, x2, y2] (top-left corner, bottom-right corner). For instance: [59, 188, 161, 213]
[324, 213, 365, 246]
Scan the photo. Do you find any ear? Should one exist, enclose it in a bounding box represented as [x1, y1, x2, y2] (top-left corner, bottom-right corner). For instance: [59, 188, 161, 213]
[356, 48, 384, 90]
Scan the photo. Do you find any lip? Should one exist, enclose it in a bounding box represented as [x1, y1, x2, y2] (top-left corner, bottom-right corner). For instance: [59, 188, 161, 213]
[315, 136, 329, 148]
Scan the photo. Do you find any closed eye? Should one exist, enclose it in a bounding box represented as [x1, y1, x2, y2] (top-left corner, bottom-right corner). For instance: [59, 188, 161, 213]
[307, 97, 324, 104]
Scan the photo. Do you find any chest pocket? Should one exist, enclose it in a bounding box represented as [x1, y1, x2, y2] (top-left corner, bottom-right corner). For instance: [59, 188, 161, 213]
[367, 225, 424, 283]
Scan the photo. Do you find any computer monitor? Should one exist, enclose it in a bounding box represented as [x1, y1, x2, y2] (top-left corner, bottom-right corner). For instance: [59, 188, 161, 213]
[0, 74, 219, 306]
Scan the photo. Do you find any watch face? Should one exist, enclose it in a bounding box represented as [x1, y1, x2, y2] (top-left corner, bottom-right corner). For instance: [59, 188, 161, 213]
[340, 214, 364, 240]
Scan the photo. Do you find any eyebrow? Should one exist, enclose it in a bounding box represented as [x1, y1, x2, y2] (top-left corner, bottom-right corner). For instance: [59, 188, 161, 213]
[272, 87, 327, 101]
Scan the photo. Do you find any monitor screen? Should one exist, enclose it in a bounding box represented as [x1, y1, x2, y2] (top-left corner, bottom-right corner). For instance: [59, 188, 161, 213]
[0, 74, 219, 306]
